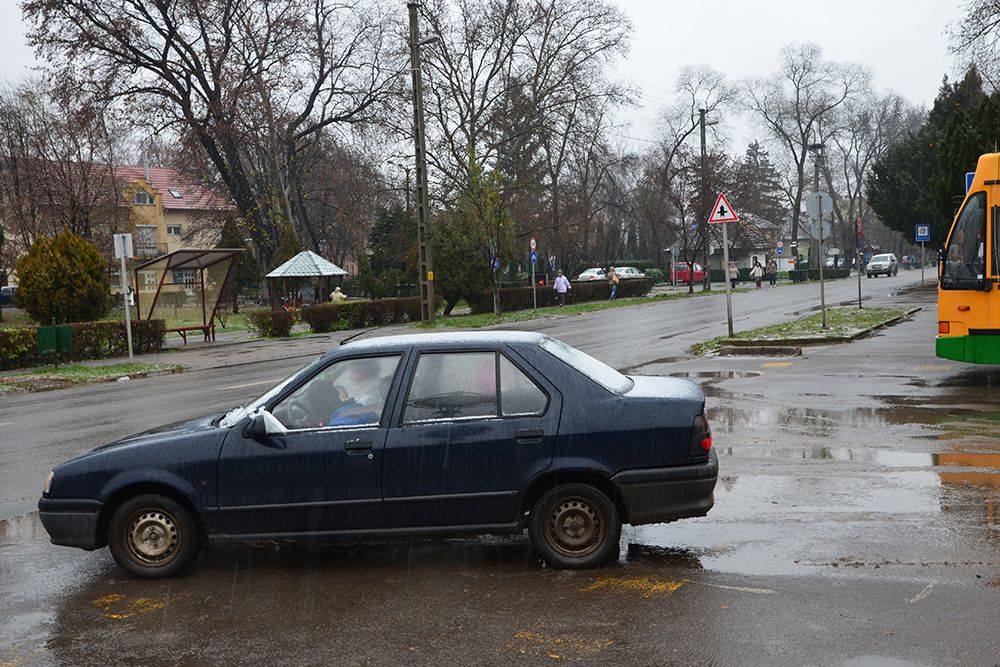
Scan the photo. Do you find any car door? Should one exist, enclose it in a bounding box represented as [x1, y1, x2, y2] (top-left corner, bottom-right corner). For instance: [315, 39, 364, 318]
[383, 347, 561, 529]
[215, 353, 405, 536]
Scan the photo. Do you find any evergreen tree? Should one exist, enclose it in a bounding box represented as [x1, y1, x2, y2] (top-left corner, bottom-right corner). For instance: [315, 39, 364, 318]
[216, 218, 262, 313]
[16, 230, 113, 323]
[269, 222, 303, 271]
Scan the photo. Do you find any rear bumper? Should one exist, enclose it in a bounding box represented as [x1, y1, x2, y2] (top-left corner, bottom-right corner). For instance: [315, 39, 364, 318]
[37, 497, 104, 550]
[612, 450, 718, 525]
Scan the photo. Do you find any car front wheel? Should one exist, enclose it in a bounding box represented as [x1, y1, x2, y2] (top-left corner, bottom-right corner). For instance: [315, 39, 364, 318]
[528, 484, 621, 568]
[108, 494, 200, 578]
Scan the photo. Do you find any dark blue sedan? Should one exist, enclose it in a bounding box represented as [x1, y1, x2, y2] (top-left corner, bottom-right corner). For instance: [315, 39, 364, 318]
[38, 332, 717, 577]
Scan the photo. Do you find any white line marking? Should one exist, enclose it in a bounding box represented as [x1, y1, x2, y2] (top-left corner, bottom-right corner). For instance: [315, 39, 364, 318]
[683, 579, 778, 595]
[0, 422, 13, 427]
[908, 582, 935, 603]
[219, 379, 280, 391]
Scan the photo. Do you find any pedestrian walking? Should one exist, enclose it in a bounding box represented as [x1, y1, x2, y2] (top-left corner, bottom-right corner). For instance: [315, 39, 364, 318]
[553, 270, 571, 306]
[765, 257, 777, 287]
[728, 260, 739, 290]
[750, 259, 764, 289]
[607, 266, 620, 301]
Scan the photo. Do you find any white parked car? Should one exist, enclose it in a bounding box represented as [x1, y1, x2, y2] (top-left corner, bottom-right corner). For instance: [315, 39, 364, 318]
[576, 267, 606, 281]
[615, 266, 646, 279]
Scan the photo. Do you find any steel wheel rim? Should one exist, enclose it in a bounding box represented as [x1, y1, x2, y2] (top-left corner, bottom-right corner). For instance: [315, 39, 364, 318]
[125, 508, 180, 566]
[544, 496, 604, 558]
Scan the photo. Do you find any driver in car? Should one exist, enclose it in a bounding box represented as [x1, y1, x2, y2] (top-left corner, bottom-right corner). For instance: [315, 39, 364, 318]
[326, 359, 390, 426]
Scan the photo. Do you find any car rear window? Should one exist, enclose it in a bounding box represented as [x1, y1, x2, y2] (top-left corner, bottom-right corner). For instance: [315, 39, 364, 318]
[540, 337, 634, 395]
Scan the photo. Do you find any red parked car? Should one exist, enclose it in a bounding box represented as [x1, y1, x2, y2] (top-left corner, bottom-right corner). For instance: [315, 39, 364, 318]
[671, 262, 704, 284]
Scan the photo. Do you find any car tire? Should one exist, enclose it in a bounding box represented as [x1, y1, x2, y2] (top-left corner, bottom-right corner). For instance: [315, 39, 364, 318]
[528, 484, 621, 569]
[108, 494, 200, 578]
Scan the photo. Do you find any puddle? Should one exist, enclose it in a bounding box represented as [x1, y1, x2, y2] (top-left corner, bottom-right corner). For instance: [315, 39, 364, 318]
[670, 371, 762, 380]
[719, 445, 1000, 476]
[0, 511, 46, 547]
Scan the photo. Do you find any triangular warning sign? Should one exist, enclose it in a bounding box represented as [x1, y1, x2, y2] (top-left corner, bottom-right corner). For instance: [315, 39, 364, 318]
[708, 193, 739, 224]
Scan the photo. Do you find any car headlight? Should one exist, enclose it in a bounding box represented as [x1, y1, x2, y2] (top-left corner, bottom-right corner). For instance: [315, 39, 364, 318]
[43, 470, 54, 495]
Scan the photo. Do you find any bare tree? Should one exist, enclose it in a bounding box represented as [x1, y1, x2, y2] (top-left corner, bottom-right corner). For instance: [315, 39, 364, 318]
[952, 0, 1000, 90]
[743, 43, 868, 265]
[23, 0, 402, 269]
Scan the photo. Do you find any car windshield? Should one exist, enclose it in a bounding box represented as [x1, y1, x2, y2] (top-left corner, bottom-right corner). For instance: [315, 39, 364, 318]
[540, 337, 634, 394]
[871, 255, 892, 262]
[217, 358, 323, 427]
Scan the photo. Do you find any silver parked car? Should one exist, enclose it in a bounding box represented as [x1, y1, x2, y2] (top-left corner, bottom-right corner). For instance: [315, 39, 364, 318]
[615, 266, 646, 279]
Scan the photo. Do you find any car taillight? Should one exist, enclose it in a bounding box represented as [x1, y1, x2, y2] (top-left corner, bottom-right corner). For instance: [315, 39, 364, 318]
[690, 411, 711, 457]
[938, 321, 950, 334]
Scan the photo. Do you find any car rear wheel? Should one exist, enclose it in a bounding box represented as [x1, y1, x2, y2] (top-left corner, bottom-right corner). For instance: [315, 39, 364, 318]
[528, 484, 621, 569]
[108, 494, 199, 578]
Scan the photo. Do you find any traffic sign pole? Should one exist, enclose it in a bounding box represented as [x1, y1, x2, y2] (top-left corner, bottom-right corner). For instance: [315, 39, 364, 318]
[721, 219, 733, 337]
[921, 241, 925, 286]
[530, 240, 538, 310]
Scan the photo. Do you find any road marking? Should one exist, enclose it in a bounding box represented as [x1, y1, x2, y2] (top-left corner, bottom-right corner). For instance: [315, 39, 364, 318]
[761, 361, 793, 368]
[583, 575, 683, 598]
[908, 582, 935, 603]
[218, 379, 282, 391]
[0, 422, 13, 427]
[683, 579, 778, 595]
[914, 364, 951, 371]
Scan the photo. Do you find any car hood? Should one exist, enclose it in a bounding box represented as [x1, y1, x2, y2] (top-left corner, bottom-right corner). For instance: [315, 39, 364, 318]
[79, 414, 222, 459]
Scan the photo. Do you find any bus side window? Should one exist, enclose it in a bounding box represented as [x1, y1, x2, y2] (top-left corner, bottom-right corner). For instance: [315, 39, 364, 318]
[943, 191, 987, 289]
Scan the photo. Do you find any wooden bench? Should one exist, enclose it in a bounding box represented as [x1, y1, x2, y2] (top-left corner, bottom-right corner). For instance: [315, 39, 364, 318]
[165, 325, 215, 344]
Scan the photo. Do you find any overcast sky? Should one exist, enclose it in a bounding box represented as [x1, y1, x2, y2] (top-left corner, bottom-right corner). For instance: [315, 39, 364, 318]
[0, 0, 966, 148]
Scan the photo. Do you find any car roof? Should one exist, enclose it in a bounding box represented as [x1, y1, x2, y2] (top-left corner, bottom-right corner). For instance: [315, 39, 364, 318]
[331, 330, 547, 355]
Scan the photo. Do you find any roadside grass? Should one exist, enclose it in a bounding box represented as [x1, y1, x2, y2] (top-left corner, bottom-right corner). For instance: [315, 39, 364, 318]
[690, 306, 910, 355]
[418, 288, 735, 329]
[0, 362, 185, 393]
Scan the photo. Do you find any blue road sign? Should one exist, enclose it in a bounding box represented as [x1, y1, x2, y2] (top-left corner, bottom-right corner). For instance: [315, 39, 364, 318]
[690, 223, 699, 231]
[967, 172, 976, 193]
[530, 250, 538, 264]
[490, 256, 500, 271]
[916, 224, 930, 243]
[776, 247, 783, 256]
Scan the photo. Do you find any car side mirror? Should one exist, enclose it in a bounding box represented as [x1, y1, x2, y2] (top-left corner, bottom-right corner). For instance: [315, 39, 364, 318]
[244, 409, 287, 440]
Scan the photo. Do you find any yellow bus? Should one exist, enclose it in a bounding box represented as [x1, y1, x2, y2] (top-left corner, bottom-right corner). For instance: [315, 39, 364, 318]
[937, 153, 1000, 363]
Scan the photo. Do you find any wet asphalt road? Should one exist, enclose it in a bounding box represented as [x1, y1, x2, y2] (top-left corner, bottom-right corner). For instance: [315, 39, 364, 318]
[3, 274, 1000, 665]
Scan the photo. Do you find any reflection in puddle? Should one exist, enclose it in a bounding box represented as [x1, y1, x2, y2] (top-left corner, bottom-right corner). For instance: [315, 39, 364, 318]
[670, 371, 762, 380]
[718, 445, 934, 467]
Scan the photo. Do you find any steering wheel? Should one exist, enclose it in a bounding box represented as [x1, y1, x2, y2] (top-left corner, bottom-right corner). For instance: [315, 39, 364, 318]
[281, 397, 321, 429]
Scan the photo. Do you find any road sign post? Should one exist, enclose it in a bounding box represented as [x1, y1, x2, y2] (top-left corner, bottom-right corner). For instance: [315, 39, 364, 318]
[113, 233, 135, 361]
[855, 217, 863, 309]
[916, 223, 930, 286]
[530, 243, 538, 310]
[708, 192, 740, 337]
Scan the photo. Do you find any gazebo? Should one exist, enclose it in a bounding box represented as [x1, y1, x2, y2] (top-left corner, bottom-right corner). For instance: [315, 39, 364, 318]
[134, 248, 243, 343]
[265, 250, 348, 307]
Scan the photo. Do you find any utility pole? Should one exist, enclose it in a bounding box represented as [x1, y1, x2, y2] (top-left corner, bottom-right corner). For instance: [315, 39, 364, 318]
[700, 109, 710, 290]
[408, 2, 436, 323]
[809, 142, 827, 329]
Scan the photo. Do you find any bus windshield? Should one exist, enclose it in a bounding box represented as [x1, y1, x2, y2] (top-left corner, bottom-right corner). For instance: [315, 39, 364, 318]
[942, 191, 987, 290]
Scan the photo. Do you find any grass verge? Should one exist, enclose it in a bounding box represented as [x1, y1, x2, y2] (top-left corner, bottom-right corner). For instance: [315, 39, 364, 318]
[690, 306, 911, 355]
[417, 288, 738, 329]
[0, 362, 186, 393]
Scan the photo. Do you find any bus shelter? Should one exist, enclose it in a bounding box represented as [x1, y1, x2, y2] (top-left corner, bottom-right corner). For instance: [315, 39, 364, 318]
[134, 248, 242, 343]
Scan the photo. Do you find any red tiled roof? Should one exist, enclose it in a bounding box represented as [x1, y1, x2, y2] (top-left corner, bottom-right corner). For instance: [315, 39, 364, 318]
[116, 165, 235, 212]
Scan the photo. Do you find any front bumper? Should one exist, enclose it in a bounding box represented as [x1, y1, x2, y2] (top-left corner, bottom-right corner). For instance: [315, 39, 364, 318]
[612, 450, 718, 525]
[37, 497, 104, 550]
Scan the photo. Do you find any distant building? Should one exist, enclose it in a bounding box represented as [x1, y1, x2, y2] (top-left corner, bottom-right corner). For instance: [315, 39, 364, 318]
[116, 165, 236, 260]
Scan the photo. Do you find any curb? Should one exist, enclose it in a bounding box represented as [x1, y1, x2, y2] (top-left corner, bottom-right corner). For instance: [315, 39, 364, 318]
[705, 307, 921, 356]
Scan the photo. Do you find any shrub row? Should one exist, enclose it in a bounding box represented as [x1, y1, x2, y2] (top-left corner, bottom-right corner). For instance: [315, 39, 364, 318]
[246, 310, 297, 338]
[788, 268, 851, 282]
[0, 319, 166, 370]
[300, 296, 442, 334]
[467, 278, 654, 314]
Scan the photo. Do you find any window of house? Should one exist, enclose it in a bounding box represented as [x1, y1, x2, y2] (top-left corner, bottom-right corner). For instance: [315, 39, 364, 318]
[172, 270, 196, 285]
[169, 189, 183, 199]
[166, 225, 182, 236]
[133, 189, 154, 205]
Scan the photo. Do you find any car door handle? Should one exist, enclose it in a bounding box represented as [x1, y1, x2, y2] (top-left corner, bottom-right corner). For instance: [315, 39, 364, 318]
[344, 439, 373, 452]
[514, 428, 544, 444]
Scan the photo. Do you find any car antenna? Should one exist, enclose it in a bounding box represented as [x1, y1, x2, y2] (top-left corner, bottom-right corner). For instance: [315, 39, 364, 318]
[340, 327, 380, 346]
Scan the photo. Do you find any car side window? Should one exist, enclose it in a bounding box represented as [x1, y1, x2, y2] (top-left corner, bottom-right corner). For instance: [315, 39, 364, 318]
[403, 352, 498, 423]
[271, 355, 401, 430]
[499, 355, 547, 416]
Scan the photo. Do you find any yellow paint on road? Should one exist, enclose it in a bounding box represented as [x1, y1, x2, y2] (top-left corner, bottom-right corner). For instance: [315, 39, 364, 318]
[509, 630, 613, 659]
[583, 575, 684, 598]
[92, 592, 183, 619]
[761, 361, 793, 368]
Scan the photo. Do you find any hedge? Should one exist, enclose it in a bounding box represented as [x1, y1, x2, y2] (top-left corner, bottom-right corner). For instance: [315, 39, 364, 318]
[789, 268, 851, 282]
[0, 319, 166, 371]
[467, 278, 653, 314]
[300, 296, 440, 334]
[246, 310, 296, 337]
